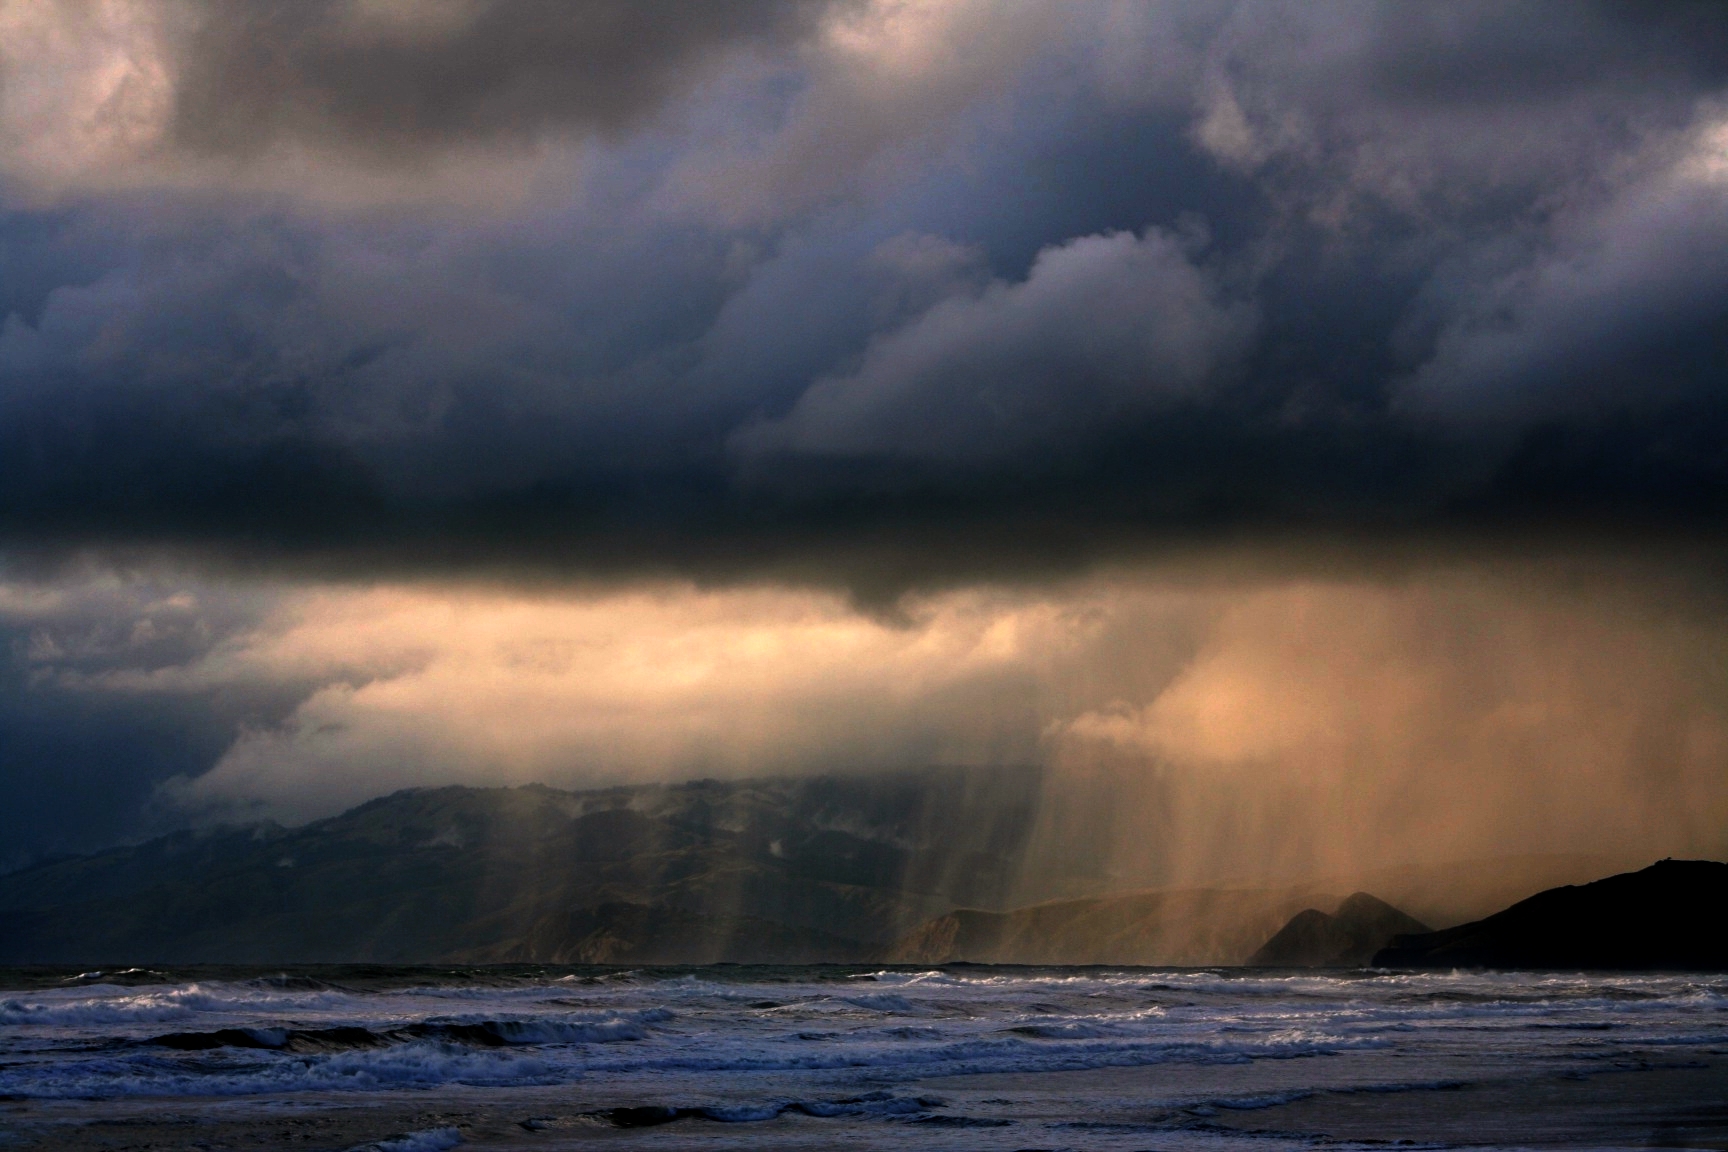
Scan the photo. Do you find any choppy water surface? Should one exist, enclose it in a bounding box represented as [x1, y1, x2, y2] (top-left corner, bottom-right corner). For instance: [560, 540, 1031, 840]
[1, 965, 1725, 1149]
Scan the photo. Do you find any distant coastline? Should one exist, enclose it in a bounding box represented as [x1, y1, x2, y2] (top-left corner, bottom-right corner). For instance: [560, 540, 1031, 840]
[2, 777, 1717, 970]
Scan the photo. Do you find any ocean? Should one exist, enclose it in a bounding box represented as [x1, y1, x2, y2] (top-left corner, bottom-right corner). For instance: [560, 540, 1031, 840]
[1, 964, 1724, 1150]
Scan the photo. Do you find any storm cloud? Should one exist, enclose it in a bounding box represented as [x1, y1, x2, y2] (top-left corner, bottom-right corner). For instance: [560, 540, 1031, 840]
[735, 226, 1256, 460]
[166, 1, 828, 158]
[0, 0, 837, 197]
[0, 1, 1723, 589]
[2, 2, 1727, 862]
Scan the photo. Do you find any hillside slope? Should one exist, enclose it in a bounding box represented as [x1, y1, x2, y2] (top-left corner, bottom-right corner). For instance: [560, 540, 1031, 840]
[888, 886, 1341, 966]
[1373, 859, 1728, 969]
[1247, 893, 1430, 966]
[0, 769, 1041, 964]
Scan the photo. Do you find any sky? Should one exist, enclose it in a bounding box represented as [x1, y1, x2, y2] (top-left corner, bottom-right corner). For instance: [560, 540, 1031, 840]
[2, 0, 1727, 879]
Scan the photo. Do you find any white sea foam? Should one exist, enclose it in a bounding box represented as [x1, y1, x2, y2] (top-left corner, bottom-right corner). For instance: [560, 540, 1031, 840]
[3, 1041, 567, 1098]
[0, 983, 359, 1027]
[0, 969, 1720, 1106]
[347, 1127, 462, 1152]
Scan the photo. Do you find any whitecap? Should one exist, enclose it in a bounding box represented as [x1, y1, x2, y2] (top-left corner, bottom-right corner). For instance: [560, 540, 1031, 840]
[347, 1126, 462, 1152]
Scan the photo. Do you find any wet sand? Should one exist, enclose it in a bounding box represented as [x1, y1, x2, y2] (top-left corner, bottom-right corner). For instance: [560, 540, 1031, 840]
[5, 1048, 1725, 1150]
[1208, 1060, 1728, 1149]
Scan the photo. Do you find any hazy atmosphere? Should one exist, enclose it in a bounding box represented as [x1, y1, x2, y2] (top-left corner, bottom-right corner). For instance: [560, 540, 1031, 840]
[5, 7, 1728, 1149]
[4, 0, 1728, 885]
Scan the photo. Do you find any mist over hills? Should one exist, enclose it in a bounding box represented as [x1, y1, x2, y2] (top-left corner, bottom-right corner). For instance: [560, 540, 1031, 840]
[1247, 894, 1431, 967]
[0, 771, 1041, 964]
[888, 886, 1333, 967]
[0, 772, 1693, 967]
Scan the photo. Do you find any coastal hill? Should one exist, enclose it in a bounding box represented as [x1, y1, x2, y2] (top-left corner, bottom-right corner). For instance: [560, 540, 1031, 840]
[0, 771, 1043, 964]
[1247, 893, 1429, 966]
[0, 770, 1362, 967]
[0, 772, 1703, 967]
[878, 857, 1647, 967]
[1373, 859, 1728, 969]
[886, 886, 1338, 966]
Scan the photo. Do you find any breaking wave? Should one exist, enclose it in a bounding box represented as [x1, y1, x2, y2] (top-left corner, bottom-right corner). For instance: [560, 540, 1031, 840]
[0, 968, 1718, 1102]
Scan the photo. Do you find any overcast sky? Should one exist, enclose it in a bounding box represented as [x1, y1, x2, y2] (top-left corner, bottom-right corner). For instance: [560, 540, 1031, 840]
[3, 1, 1727, 875]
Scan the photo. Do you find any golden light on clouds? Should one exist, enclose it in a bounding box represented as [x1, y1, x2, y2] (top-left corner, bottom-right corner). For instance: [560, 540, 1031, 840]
[18, 560, 1700, 887]
[0, 0, 1060, 213]
[145, 579, 1149, 820]
[0, 0, 174, 198]
[1050, 576, 1728, 886]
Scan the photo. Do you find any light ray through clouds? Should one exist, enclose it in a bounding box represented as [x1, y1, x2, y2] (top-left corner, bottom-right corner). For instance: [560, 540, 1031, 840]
[1, 0, 1727, 875]
[8, 560, 1727, 883]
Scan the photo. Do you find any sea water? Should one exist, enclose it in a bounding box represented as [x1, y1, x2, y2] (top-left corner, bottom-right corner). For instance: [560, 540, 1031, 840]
[1, 965, 1724, 1149]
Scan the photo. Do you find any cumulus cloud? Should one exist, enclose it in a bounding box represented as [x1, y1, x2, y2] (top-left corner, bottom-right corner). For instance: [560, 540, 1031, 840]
[1180, 2, 1728, 214]
[10, 558, 1722, 886]
[167, 1, 820, 158]
[660, 0, 1071, 224]
[1, 0, 1725, 575]
[146, 583, 1070, 820]
[97, 575, 1209, 823]
[4, 2, 1728, 858]
[1399, 112, 1728, 421]
[735, 227, 1255, 461]
[0, 0, 834, 203]
[0, 564, 300, 866]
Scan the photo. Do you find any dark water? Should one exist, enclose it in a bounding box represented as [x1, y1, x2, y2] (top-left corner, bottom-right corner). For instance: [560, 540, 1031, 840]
[2, 964, 1726, 1149]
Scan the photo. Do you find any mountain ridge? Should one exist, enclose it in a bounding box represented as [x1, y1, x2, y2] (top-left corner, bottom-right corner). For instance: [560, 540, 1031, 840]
[3, 776, 1711, 968]
[0, 771, 1042, 964]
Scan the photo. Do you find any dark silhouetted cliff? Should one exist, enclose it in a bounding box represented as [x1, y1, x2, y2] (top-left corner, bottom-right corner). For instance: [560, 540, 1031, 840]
[1373, 859, 1728, 970]
[1248, 892, 1429, 966]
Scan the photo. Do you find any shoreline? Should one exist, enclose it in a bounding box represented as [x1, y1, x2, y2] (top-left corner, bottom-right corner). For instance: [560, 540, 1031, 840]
[6, 1048, 1724, 1150]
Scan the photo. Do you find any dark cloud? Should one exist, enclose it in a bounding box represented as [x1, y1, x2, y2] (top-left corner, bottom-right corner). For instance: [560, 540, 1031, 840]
[734, 227, 1256, 460]
[164, 0, 836, 162]
[8, 0, 1728, 870]
[0, 574, 304, 870]
[0, 0, 1723, 596]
